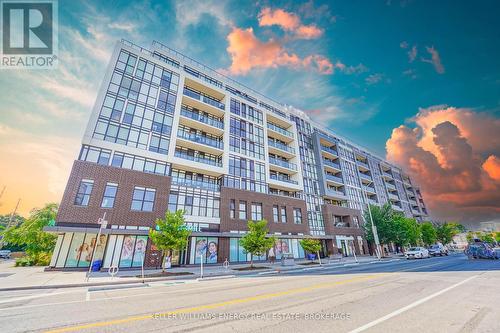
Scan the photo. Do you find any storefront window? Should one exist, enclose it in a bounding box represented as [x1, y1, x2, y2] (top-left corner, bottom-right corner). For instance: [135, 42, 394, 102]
[190, 237, 218, 264]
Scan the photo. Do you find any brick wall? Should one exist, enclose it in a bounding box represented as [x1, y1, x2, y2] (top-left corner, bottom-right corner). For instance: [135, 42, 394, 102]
[220, 187, 309, 235]
[57, 160, 172, 229]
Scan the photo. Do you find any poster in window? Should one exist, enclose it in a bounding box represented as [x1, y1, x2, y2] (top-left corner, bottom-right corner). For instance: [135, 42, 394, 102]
[132, 236, 148, 267]
[119, 236, 136, 267]
[65, 233, 85, 267]
[78, 234, 95, 267]
[206, 238, 218, 264]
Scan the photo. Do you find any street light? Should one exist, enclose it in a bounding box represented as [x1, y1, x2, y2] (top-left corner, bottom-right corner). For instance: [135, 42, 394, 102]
[358, 176, 382, 260]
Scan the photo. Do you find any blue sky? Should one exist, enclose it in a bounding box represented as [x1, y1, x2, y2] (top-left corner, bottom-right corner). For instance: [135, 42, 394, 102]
[0, 0, 499, 222]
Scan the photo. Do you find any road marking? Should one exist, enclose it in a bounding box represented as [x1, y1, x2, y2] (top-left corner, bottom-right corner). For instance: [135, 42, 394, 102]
[0, 290, 78, 305]
[348, 274, 478, 333]
[44, 274, 382, 333]
[398, 261, 444, 272]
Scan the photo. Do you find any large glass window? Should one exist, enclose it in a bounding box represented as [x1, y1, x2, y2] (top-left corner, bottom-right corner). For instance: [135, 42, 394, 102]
[280, 207, 287, 223]
[131, 187, 156, 212]
[293, 208, 302, 224]
[273, 205, 279, 223]
[229, 116, 265, 160]
[74, 180, 93, 206]
[239, 201, 247, 220]
[168, 187, 220, 218]
[101, 183, 118, 208]
[230, 199, 235, 219]
[190, 237, 218, 264]
[251, 203, 262, 221]
[225, 155, 267, 193]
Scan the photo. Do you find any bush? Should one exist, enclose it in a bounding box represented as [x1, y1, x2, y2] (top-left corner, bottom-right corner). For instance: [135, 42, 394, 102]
[14, 252, 51, 266]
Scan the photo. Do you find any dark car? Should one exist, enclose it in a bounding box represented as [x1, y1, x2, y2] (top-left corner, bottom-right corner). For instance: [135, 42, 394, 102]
[464, 242, 496, 259]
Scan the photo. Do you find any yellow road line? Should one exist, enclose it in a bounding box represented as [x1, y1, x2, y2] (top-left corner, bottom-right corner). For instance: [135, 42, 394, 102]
[45, 274, 382, 333]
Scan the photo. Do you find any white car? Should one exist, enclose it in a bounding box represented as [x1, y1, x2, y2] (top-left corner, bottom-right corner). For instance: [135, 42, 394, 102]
[405, 247, 429, 259]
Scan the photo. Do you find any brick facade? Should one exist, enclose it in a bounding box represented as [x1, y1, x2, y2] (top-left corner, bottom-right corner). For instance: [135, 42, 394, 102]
[220, 187, 309, 235]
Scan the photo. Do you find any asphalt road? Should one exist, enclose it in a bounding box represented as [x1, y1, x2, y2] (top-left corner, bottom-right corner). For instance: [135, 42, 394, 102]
[0, 254, 498, 333]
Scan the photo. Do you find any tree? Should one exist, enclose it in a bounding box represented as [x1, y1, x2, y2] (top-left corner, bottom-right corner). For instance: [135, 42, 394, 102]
[495, 232, 500, 243]
[466, 231, 476, 243]
[435, 223, 461, 245]
[392, 215, 421, 248]
[1, 203, 57, 266]
[478, 232, 495, 244]
[300, 238, 322, 265]
[420, 222, 437, 246]
[363, 203, 396, 246]
[240, 220, 275, 268]
[149, 210, 191, 272]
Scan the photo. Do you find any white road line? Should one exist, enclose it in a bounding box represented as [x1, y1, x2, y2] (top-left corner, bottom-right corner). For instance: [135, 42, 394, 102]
[0, 290, 78, 305]
[398, 261, 443, 272]
[348, 274, 478, 333]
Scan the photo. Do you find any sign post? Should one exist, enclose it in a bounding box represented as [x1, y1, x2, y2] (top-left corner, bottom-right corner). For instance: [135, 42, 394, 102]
[85, 213, 107, 282]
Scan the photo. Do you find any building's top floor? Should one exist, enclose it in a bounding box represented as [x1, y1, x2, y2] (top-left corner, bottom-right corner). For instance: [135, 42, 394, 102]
[119, 39, 410, 178]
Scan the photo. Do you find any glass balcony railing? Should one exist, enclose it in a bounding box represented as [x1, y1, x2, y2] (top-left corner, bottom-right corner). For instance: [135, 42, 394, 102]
[357, 160, 369, 168]
[359, 173, 372, 181]
[383, 171, 393, 178]
[269, 157, 297, 171]
[269, 174, 299, 185]
[180, 108, 224, 129]
[268, 139, 295, 154]
[327, 188, 346, 198]
[411, 209, 420, 215]
[323, 159, 341, 170]
[174, 150, 222, 167]
[267, 123, 293, 138]
[388, 193, 399, 200]
[392, 204, 403, 211]
[321, 145, 338, 157]
[368, 198, 378, 205]
[386, 183, 396, 191]
[177, 130, 223, 150]
[363, 185, 375, 192]
[171, 177, 220, 192]
[183, 87, 225, 110]
[325, 174, 343, 183]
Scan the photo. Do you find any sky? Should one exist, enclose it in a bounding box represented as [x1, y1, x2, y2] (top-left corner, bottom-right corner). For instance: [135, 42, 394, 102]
[0, 0, 499, 225]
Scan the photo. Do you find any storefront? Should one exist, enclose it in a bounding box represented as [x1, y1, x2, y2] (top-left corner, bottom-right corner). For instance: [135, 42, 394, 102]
[46, 226, 149, 270]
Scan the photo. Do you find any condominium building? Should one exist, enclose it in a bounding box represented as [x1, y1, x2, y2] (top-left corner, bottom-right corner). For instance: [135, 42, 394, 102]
[46, 40, 428, 270]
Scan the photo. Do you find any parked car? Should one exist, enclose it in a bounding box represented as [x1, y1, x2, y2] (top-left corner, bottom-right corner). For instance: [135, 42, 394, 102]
[428, 244, 448, 256]
[0, 250, 11, 259]
[405, 247, 430, 259]
[464, 242, 497, 259]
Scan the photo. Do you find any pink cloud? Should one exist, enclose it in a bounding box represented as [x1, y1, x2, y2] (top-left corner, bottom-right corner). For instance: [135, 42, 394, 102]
[226, 27, 335, 75]
[421, 46, 445, 74]
[386, 106, 500, 223]
[258, 7, 323, 39]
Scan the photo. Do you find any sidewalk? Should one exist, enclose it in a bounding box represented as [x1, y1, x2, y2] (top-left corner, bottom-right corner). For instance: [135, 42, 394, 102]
[0, 255, 392, 291]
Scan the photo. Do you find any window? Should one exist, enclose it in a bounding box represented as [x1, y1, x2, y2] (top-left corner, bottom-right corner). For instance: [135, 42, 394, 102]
[251, 203, 262, 221]
[353, 216, 359, 228]
[280, 207, 287, 223]
[293, 208, 302, 224]
[273, 205, 279, 223]
[230, 199, 235, 219]
[131, 187, 155, 212]
[239, 201, 247, 220]
[74, 180, 94, 206]
[101, 183, 118, 208]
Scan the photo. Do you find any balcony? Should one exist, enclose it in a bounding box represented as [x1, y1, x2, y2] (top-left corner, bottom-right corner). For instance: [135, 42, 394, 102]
[386, 182, 397, 191]
[359, 173, 372, 181]
[411, 209, 421, 215]
[269, 157, 297, 172]
[392, 204, 404, 211]
[388, 193, 399, 201]
[363, 185, 376, 194]
[183, 87, 225, 115]
[171, 177, 220, 192]
[409, 199, 418, 206]
[174, 150, 222, 168]
[267, 122, 294, 142]
[321, 145, 338, 158]
[177, 130, 223, 153]
[326, 188, 347, 199]
[267, 139, 295, 159]
[368, 198, 378, 205]
[180, 108, 224, 130]
[357, 160, 369, 170]
[323, 159, 341, 171]
[325, 174, 343, 184]
[269, 174, 299, 185]
[382, 171, 393, 179]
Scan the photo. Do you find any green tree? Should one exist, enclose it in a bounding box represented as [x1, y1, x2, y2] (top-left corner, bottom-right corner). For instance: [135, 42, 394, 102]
[363, 203, 396, 246]
[1, 203, 57, 266]
[435, 223, 461, 245]
[300, 238, 322, 265]
[420, 222, 437, 246]
[149, 210, 191, 272]
[240, 220, 275, 268]
[478, 232, 495, 244]
[495, 232, 500, 243]
[466, 231, 476, 243]
[392, 216, 421, 248]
